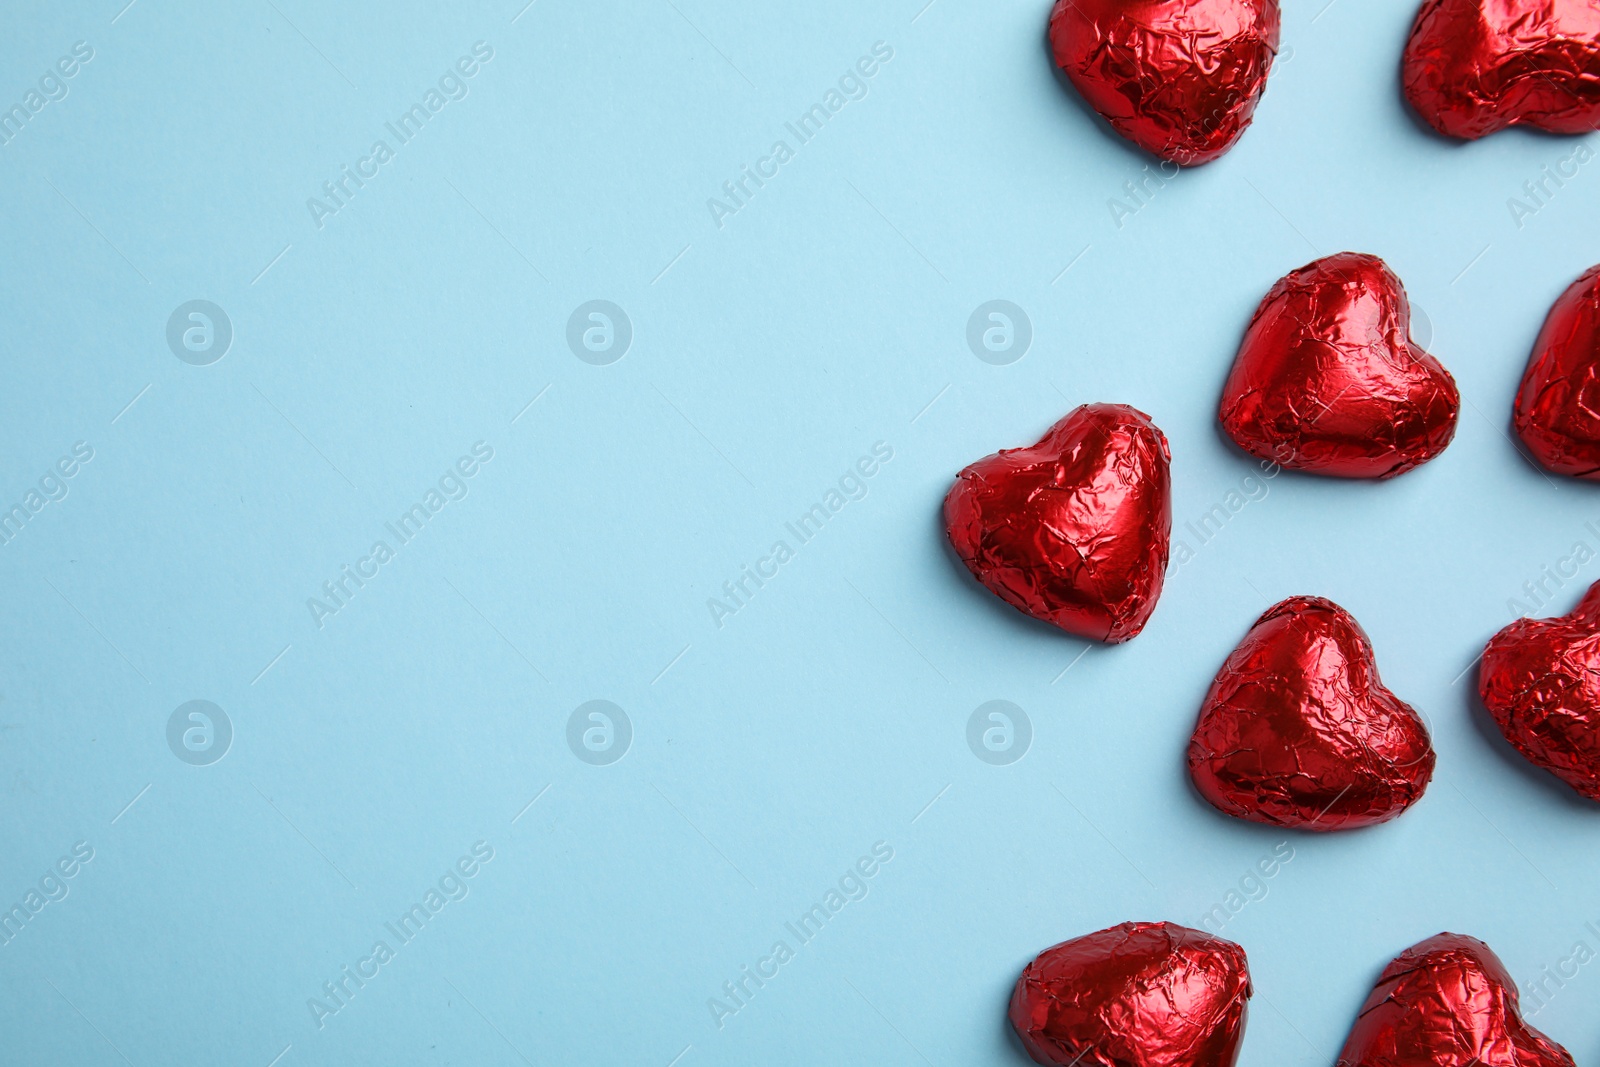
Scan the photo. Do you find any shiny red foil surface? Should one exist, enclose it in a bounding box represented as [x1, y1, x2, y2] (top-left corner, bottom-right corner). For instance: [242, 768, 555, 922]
[1480, 580, 1600, 800]
[1188, 597, 1436, 830]
[1403, 0, 1600, 139]
[1514, 264, 1600, 479]
[1048, 0, 1280, 165]
[1010, 922, 1251, 1067]
[1220, 253, 1460, 479]
[945, 404, 1171, 643]
[1336, 933, 1575, 1067]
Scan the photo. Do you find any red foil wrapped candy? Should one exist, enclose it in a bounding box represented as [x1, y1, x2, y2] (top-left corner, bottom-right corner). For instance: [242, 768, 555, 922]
[1048, 0, 1281, 165]
[1220, 253, 1460, 478]
[1010, 921, 1251, 1067]
[1403, 0, 1600, 139]
[1514, 264, 1600, 480]
[1479, 579, 1600, 800]
[1337, 933, 1575, 1067]
[945, 404, 1171, 643]
[1188, 597, 1436, 830]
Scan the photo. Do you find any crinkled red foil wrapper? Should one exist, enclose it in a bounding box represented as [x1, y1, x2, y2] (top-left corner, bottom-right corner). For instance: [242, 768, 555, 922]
[1336, 934, 1575, 1067]
[945, 404, 1171, 643]
[1220, 253, 1459, 479]
[1049, 0, 1280, 165]
[1514, 264, 1600, 479]
[1480, 579, 1600, 800]
[1403, 0, 1600, 139]
[1188, 597, 1436, 830]
[1010, 922, 1251, 1067]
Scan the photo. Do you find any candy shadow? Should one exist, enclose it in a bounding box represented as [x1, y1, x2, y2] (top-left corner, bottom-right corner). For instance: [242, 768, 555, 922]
[1499, 407, 1600, 485]
[1040, 21, 1161, 170]
[1205, 413, 1463, 489]
[1395, 78, 1459, 144]
[1385, 34, 1458, 145]
[1393, 72, 1593, 149]
[1178, 758, 1435, 839]
[930, 500, 1106, 652]
[1208, 418, 1256, 469]
[1163, 637, 1274, 839]
[1176, 751, 1303, 840]
[1204, 417, 1318, 487]
[994, 969, 1034, 1063]
[1508, 436, 1573, 484]
[1172, 696, 1300, 840]
[1201, 308, 1312, 486]
[1458, 667, 1599, 814]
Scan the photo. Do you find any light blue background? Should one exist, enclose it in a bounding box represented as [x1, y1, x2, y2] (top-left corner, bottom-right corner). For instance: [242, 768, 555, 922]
[2, 0, 1599, 1064]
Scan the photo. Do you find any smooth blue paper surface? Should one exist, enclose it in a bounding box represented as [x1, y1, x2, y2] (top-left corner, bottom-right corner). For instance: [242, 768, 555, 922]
[2, 1, 1599, 1064]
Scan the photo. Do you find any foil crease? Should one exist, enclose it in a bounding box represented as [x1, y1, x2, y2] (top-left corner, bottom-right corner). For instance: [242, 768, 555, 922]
[944, 404, 1171, 644]
[1009, 922, 1252, 1067]
[1220, 252, 1460, 479]
[1049, 0, 1281, 165]
[1514, 264, 1600, 480]
[1479, 579, 1600, 800]
[1336, 933, 1576, 1067]
[1404, 0, 1600, 139]
[1188, 596, 1436, 830]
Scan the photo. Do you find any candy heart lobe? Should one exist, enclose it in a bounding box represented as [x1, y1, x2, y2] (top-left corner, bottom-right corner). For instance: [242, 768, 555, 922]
[1188, 596, 1436, 830]
[1009, 921, 1252, 1067]
[1220, 252, 1459, 479]
[944, 404, 1171, 643]
[1336, 933, 1575, 1067]
[1048, 0, 1281, 165]
[1479, 579, 1600, 800]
